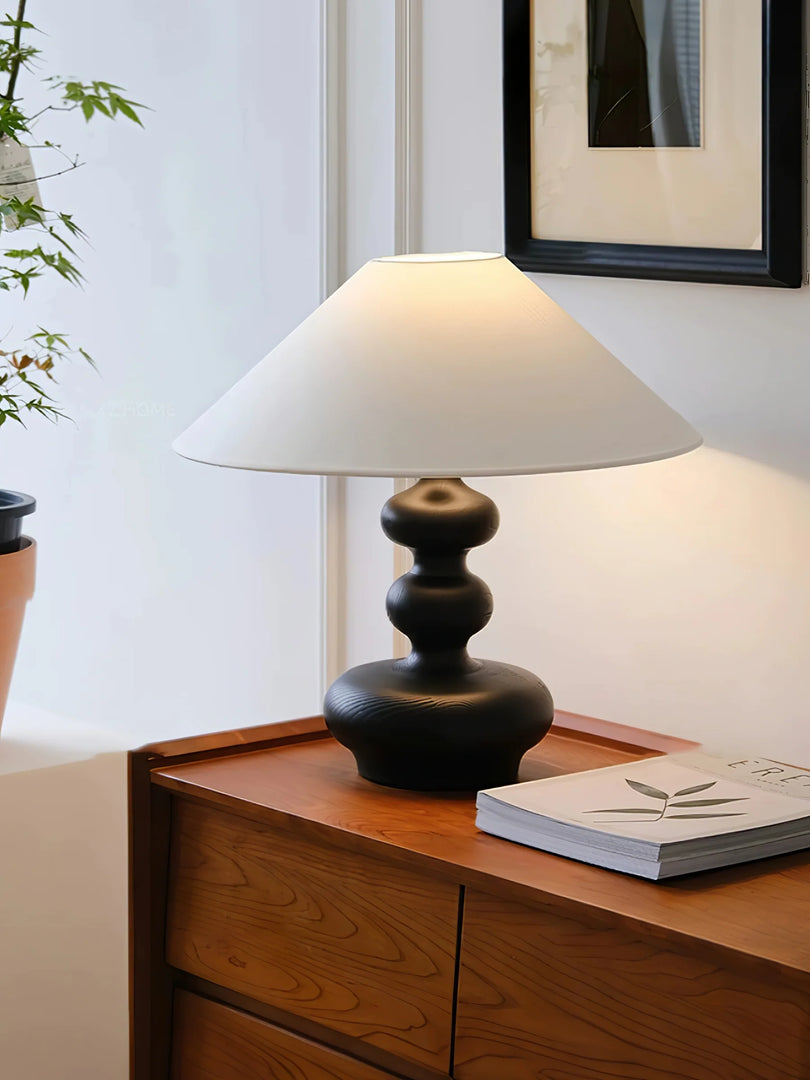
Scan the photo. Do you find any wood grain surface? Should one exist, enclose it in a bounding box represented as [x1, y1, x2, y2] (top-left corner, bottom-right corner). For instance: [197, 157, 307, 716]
[135, 714, 810, 1080]
[129, 751, 175, 1080]
[172, 990, 396, 1080]
[172, 973, 451, 1080]
[166, 799, 458, 1072]
[142, 715, 329, 761]
[454, 890, 810, 1080]
[151, 722, 810, 983]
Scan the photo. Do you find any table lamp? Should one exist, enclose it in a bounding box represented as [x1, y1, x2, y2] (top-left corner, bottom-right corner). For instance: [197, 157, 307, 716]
[174, 252, 701, 791]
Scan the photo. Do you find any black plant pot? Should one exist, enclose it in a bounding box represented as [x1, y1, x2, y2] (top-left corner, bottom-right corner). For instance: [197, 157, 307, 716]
[0, 491, 36, 555]
[0, 490, 36, 726]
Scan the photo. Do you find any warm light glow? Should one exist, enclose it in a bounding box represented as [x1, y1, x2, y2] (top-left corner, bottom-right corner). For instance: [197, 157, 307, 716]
[174, 253, 701, 477]
[373, 251, 501, 264]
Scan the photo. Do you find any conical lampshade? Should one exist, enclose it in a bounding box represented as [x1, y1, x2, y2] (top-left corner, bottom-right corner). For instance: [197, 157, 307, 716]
[174, 251, 701, 477]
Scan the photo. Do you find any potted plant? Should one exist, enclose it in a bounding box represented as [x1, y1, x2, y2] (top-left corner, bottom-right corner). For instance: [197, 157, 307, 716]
[0, 1, 144, 727]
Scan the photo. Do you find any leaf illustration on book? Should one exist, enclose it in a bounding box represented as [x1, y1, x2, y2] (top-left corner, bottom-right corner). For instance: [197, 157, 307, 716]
[625, 780, 669, 800]
[669, 798, 749, 808]
[585, 776, 750, 823]
[673, 781, 717, 797]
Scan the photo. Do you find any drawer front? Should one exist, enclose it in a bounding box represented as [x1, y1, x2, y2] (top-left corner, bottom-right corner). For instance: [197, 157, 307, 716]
[455, 890, 810, 1080]
[166, 799, 457, 1072]
[172, 990, 396, 1079]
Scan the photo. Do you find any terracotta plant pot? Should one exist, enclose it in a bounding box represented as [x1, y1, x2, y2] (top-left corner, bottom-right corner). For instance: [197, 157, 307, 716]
[0, 492, 36, 732]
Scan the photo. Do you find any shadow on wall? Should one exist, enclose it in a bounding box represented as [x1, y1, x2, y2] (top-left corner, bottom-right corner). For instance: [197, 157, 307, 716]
[532, 273, 810, 488]
[470, 448, 810, 764]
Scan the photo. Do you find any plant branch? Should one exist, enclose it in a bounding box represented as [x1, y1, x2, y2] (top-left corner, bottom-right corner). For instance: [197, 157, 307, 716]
[23, 141, 79, 170]
[4, 0, 27, 102]
[0, 159, 83, 186]
[26, 105, 74, 125]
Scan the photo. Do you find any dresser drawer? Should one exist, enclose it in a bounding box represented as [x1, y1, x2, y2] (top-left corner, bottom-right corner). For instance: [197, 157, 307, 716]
[166, 799, 457, 1072]
[454, 890, 810, 1080]
[172, 990, 397, 1079]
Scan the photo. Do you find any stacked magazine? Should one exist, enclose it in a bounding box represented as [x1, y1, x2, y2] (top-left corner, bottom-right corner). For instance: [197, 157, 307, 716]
[476, 752, 810, 879]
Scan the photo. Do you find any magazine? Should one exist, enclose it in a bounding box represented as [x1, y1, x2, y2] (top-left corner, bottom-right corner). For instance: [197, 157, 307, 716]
[475, 752, 810, 880]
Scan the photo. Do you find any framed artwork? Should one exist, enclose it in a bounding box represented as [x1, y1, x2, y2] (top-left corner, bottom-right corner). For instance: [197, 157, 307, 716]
[503, 0, 803, 287]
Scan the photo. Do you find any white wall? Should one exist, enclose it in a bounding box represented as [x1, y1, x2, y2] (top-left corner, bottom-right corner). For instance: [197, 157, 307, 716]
[342, 0, 810, 767]
[3, 0, 323, 742]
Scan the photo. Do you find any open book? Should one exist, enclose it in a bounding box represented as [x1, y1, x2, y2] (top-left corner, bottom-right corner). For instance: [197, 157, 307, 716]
[476, 752, 810, 880]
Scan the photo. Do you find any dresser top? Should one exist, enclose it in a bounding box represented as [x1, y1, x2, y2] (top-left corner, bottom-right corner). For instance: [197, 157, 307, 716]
[146, 713, 810, 984]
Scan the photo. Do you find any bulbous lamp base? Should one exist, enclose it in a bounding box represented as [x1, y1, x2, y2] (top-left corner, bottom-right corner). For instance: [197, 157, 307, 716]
[324, 478, 554, 791]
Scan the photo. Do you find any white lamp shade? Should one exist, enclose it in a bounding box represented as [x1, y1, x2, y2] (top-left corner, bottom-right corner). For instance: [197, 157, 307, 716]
[174, 253, 701, 477]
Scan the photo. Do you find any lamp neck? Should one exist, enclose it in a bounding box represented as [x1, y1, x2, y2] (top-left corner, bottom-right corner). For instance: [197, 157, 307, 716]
[381, 478, 499, 675]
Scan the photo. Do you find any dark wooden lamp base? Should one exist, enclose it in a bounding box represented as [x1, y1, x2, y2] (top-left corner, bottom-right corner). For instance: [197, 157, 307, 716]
[324, 478, 554, 790]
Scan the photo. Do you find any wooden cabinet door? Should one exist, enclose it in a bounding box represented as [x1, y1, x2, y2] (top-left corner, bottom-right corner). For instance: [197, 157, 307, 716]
[454, 889, 810, 1080]
[172, 991, 397, 1079]
[166, 799, 458, 1073]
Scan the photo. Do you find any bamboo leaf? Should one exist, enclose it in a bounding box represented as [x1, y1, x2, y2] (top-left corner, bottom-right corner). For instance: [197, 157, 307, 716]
[673, 781, 717, 797]
[668, 813, 747, 819]
[625, 779, 669, 801]
[111, 96, 143, 125]
[669, 798, 749, 808]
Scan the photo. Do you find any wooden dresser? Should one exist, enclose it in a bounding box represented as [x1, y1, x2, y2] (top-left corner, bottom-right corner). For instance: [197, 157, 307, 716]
[130, 713, 810, 1080]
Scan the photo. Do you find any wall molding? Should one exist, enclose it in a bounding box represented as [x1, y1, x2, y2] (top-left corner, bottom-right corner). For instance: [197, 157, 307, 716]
[319, 0, 345, 301]
[392, 0, 422, 658]
[318, 0, 347, 696]
[394, 0, 422, 258]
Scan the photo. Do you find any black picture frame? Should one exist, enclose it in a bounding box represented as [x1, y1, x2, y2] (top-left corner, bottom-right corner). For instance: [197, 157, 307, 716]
[503, 0, 804, 288]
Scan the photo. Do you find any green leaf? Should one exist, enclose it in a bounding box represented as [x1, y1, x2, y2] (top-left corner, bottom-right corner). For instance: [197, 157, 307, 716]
[0, 99, 30, 139]
[669, 798, 749, 808]
[667, 813, 747, 819]
[54, 78, 147, 127]
[0, 197, 46, 229]
[46, 227, 78, 256]
[584, 808, 662, 815]
[30, 329, 70, 349]
[56, 212, 87, 240]
[625, 779, 669, 801]
[673, 781, 717, 797]
[109, 95, 143, 125]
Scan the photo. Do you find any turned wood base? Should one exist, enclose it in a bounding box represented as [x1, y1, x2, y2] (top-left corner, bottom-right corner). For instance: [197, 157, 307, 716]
[324, 478, 554, 790]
